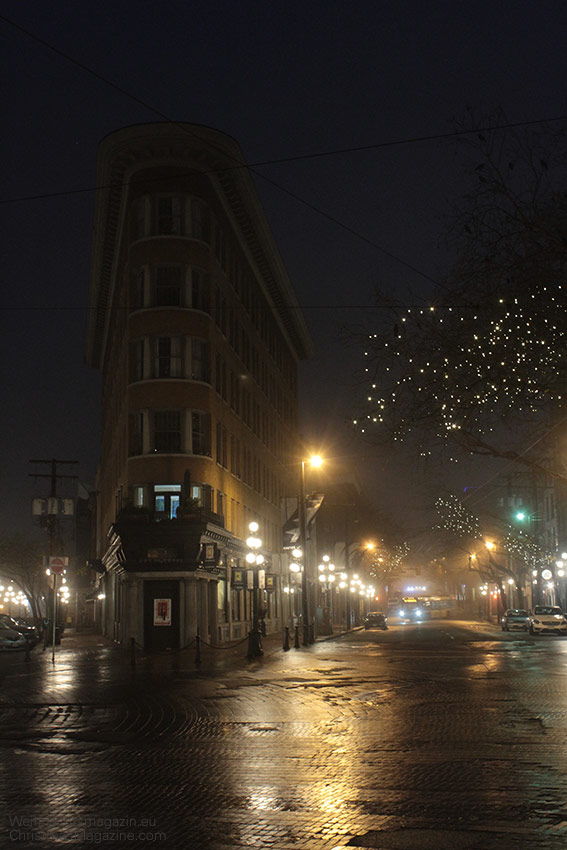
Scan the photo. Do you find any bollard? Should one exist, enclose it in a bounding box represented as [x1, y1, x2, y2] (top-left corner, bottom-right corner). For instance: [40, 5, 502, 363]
[194, 632, 201, 665]
[24, 641, 31, 663]
[308, 623, 315, 644]
[130, 637, 136, 669]
[294, 625, 300, 649]
[283, 626, 290, 651]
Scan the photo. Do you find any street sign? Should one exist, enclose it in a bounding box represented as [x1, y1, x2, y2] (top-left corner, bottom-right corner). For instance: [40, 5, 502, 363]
[49, 556, 68, 575]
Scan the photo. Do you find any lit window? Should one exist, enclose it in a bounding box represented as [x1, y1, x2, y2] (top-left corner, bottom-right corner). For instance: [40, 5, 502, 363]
[153, 485, 181, 520]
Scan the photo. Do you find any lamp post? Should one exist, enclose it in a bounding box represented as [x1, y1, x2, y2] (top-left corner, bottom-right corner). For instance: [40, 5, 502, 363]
[556, 557, 567, 610]
[318, 555, 335, 634]
[246, 521, 265, 658]
[299, 455, 322, 646]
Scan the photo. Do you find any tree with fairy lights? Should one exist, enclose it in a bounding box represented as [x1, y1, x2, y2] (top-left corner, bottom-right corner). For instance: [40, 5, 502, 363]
[435, 491, 557, 610]
[353, 119, 567, 480]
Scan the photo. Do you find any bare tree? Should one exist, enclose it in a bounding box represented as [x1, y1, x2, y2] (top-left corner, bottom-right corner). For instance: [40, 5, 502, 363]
[0, 534, 46, 622]
[353, 118, 567, 479]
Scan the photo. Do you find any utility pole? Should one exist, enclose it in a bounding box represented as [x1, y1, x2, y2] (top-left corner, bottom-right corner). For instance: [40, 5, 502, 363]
[30, 458, 78, 554]
[29, 458, 78, 655]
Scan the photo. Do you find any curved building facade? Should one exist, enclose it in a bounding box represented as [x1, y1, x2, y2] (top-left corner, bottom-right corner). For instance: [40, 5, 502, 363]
[86, 123, 312, 649]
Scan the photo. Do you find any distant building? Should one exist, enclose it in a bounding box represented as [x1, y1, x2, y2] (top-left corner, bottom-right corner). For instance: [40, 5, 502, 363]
[86, 123, 312, 649]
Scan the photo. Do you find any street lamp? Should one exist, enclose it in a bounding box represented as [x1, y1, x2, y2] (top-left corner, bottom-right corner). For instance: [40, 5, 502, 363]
[318, 555, 336, 634]
[246, 521, 265, 657]
[299, 454, 323, 645]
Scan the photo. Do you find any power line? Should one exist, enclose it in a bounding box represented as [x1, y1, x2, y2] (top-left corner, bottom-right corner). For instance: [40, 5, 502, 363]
[0, 302, 485, 313]
[3, 12, 566, 291]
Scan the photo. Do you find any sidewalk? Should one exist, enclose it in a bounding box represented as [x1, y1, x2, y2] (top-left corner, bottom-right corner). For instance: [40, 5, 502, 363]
[8, 623, 362, 680]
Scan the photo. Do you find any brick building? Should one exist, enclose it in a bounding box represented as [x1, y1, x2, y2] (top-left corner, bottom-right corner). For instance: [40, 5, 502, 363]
[85, 122, 312, 649]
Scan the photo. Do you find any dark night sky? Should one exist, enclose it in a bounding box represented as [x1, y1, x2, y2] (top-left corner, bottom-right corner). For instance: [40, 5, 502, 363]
[2, 0, 566, 537]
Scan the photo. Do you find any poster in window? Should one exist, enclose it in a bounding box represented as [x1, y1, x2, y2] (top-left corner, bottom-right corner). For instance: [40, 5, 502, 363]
[153, 598, 172, 626]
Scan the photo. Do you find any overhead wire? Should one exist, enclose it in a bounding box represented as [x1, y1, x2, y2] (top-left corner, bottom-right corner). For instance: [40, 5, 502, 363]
[2, 12, 567, 293]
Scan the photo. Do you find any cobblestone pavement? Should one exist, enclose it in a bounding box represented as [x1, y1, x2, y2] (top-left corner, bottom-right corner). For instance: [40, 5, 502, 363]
[2, 620, 567, 849]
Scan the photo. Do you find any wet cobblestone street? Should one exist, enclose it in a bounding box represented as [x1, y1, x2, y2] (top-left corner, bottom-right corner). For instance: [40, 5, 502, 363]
[2, 620, 567, 849]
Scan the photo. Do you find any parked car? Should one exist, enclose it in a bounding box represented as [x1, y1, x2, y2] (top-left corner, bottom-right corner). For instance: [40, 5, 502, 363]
[364, 611, 388, 630]
[529, 605, 567, 635]
[0, 621, 27, 650]
[0, 614, 39, 646]
[501, 608, 530, 632]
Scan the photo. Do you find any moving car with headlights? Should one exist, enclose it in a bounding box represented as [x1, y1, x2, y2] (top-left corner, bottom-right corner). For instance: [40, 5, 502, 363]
[529, 605, 567, 635]
[364, 611, 388, 630]
[501, 608, 530, 632]
[0, 621, 27, 650]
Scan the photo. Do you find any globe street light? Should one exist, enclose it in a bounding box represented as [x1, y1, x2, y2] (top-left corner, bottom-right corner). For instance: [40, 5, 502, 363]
[299, 454, 323, 645]
[318, 555, 336, 634]
[246, 521, 265, 657]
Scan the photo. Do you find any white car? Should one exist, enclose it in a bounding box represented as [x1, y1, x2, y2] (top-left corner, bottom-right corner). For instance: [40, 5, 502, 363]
[529, 605, 567, 635]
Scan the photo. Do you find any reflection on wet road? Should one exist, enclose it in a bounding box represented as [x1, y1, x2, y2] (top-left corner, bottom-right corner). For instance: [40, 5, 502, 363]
[2, 620, 567, 849]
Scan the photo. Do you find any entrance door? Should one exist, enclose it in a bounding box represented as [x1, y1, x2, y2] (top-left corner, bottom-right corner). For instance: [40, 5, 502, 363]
[143, 580, 180, 650]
